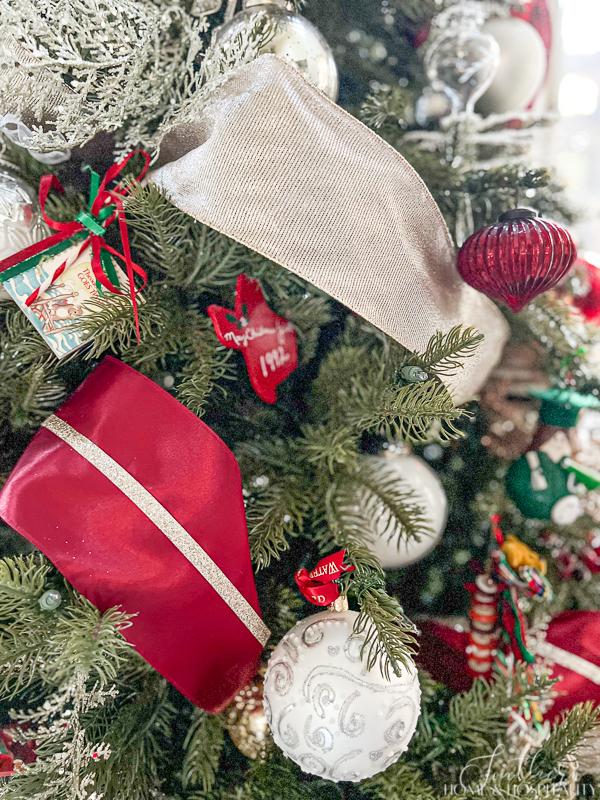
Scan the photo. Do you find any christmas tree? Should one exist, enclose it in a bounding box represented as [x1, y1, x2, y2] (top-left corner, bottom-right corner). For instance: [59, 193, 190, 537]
[0, 1, 599, 798]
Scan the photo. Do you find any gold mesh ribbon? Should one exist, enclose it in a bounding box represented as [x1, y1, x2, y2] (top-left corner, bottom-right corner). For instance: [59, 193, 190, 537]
[42, 414, 270, 646]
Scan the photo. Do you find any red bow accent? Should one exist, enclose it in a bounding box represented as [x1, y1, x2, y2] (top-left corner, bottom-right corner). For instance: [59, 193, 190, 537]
[0, 151, 150, 342]
[295, 549, 355, 607]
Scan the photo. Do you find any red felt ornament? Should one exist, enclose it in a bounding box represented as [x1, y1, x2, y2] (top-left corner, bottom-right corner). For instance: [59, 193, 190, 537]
[208, 274, 298, 404]
[457, 209, 577, 312]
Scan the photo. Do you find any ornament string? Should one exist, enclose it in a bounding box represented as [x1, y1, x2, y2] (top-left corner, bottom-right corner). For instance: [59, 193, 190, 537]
[295, 550, 355, 607]
[0, 150, 150, 342]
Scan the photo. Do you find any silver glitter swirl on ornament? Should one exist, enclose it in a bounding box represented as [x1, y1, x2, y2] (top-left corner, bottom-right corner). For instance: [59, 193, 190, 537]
[299, 753, 327, 777]
[283, 638, 299, 663]
[270, 661, 293, 696]
[278, 703, 299, 750]
[302, 621, 325, 646]
[312, 683, 335, 718]
[263, 693, 272, 725]
[338, 691, 365, 738]
[330, 749, 362, 782]
[343, 634, 364, 663]
[304, 716, 334, 753]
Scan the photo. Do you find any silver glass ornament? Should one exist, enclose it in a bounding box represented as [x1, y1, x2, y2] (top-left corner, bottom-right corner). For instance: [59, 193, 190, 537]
[213, 0, 338, 100]
[424, 2, 500, 115]
[0, 115, 71, 165]
[0, 168, 46, 261]
[38, 589, 62, 611]
[190, 0, 223, 15]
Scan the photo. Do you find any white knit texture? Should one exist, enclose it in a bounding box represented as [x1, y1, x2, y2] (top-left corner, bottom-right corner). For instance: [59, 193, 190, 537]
[152, 55, 508, 403]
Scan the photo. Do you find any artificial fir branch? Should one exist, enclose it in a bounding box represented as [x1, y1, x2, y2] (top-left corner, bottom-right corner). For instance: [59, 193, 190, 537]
[416, 326, 484, 378]
[0, 673, 118, 800]
[362, 760, 436, 800]
[529, 703, 600, 777]
[88, 674, 176, 800]
[0, 555, 133, 698]
[327, 458, 431, 551]
[75, 292, 172, 361]
[245, 478, 314, 569]
[347, 379, 470, 443]
[182, 711, 225, 794]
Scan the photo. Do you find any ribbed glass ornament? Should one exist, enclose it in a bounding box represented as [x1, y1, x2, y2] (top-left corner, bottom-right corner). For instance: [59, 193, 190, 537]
[457, 209, 577, 312]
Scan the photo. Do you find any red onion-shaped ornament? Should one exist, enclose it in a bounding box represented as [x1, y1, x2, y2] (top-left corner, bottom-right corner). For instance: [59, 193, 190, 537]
[457, 208, 577, 312]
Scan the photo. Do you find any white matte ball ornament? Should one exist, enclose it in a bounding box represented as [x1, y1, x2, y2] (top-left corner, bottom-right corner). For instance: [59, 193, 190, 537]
[363, 451, 448, 570]
[214, 0, 338, 101]
[264, 607, 421, 782]
[477, 17, 546, 115]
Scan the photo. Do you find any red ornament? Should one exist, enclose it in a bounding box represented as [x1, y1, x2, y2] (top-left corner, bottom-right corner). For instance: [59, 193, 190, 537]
[457, 209, 577, 312]
[208, 274, 298, 404]
[0, 357, 269, 713]
[572, 255, 600, 323]
[514, 0, 552, 55]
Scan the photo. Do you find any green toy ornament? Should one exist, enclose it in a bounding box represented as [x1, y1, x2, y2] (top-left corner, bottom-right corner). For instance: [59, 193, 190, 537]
[505, 388, 600, 525]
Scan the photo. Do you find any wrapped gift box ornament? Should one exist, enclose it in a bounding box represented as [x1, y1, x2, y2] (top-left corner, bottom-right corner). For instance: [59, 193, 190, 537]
[0, 357, 269, 712]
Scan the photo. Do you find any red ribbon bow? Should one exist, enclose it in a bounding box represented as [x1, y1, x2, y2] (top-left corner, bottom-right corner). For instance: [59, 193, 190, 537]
[294, 549, 355, 607]
[0, 150, 150, 342]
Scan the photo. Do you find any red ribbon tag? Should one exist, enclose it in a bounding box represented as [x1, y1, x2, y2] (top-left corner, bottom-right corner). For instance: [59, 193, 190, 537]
[207, 274, 298, 404]
[295, 549, 355, 607]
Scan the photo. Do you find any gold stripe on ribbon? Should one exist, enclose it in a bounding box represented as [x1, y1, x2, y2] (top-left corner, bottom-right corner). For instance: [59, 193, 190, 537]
[42, 414, 270, 646]
[537, 640, 600, 686]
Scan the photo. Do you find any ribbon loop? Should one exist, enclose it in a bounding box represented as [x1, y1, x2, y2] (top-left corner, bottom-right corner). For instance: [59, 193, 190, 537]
[295, 549, 355, 607]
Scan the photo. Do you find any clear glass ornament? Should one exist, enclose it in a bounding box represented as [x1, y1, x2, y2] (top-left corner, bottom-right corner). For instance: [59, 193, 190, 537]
[214, 0, 338, 100]
[0, 116, 71, 165]
[0, 167, 46, 261]
[424, 2, 500, 115]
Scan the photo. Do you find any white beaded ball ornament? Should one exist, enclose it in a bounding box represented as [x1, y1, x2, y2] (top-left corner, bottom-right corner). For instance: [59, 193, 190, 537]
[264, 607, 421, 782]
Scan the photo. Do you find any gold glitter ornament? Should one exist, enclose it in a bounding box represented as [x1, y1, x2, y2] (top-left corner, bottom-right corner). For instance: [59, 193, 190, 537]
[224, 671, 270, 759]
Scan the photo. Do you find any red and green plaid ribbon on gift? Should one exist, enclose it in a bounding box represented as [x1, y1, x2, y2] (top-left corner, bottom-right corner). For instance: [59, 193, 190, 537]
[0, 150, 150, 342]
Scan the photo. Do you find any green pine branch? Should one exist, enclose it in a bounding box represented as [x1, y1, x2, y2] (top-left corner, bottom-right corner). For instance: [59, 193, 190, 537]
[90, 674, 177, 800]
[530, 702, 600, 777]
[325, 457, 431, 558]
[362, 760, 436, 800]
[245, 477, 313, 569]
[182, 710, 225, 794]
[416, 326, 484, 379]
[347, 378, 470, 443]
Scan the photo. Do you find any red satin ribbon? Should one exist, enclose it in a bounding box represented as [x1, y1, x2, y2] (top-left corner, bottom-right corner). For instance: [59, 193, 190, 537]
[0, 151, 150, 342]
[295, 549, 355, 606]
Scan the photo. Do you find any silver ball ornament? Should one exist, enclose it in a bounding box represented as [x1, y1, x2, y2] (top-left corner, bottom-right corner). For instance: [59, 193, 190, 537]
[0, 169, 46, 260]
[361, 451, 448, 570]
[264, 607, 421, 782]
[213, 0, 338, 100]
